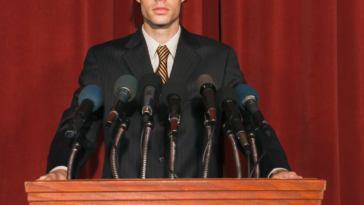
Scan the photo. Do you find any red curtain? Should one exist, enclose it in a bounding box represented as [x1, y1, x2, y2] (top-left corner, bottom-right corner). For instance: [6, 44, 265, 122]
[0, 1, 363, 204]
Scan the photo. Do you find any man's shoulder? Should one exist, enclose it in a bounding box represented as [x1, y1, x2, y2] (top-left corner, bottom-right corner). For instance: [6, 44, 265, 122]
[187, 32, 233, 53]
[90, 33, 135, 52]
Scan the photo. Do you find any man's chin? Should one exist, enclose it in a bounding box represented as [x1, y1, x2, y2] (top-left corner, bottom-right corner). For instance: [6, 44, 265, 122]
[147, 20, 174, 28]
[145, 15, 179, 27]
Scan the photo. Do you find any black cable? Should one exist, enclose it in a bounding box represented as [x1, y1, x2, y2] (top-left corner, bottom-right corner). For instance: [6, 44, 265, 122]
[168, 167, 179, 178]
[107, 128, 119, 150]
[248, 127, 273, 178]
[107, 127, 120, 170]
[202, 126, 216, 165]
[249, 150, 266, 178]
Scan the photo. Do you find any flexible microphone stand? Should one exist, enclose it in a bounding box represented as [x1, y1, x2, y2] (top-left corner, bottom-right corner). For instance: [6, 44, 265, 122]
[168, 131, 177, 179]
[110, 115, 130, 179]
[202, 114, 215, 178]
[243, 121, 260, 178]
[168, 115, 180, 179]
[248, 133, 260, 178]
[67, 133, 83, 180]
[67, 142, 81, 179]
[239, 109, 260, 178]
[202, 125, 212, 178]
[141, 117, 154, 179]
[222, 122, 242, 178]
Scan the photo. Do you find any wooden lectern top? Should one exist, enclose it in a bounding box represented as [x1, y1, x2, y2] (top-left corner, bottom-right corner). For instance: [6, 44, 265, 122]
[25, 178, 326, 205]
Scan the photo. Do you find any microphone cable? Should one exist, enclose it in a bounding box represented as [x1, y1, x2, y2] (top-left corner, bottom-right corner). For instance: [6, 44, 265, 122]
[248, 129, 272, 178]
[249, 150, 267, 178]
[168, 167, 179, 178]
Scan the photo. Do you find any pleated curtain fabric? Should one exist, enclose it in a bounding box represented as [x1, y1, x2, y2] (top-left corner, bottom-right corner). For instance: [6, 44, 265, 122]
[1, 1, 364, 204]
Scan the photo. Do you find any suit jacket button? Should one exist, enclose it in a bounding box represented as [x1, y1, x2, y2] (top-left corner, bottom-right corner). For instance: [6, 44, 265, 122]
[159, 157, 165, 163]
[160, 120, 168, 126]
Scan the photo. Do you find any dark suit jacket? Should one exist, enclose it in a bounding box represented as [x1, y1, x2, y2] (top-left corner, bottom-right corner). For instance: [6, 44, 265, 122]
[47, 26, 291, 178]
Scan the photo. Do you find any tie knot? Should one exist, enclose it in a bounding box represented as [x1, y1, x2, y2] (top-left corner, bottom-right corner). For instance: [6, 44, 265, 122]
[157, 45, 170, 59]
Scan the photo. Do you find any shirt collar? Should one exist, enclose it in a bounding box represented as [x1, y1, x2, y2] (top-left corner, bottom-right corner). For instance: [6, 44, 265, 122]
[142, 25, 181, 60]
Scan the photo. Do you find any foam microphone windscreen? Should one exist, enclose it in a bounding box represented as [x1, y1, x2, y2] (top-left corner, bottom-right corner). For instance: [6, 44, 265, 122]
[235, 84, 259, 110]
[113, 74, 138, 101]
[139, 73, 163, 94]
[215, 86, 239, 110]
[78, 85, 104, 112]
[161, 79, 188, 106]
[196, 74, 216, 93]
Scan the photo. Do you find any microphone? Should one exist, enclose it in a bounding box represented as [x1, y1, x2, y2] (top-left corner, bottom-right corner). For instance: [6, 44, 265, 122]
[161, 79, 188, 139]
[105, 75, 138, 129]
[236, 84, 271, 137]
[215, 86, 251, 155]
[240, 108, 260, 178]
[65, 85, 104, 138]
[139, 73, 163, 123]
[196, 74, 217, 125]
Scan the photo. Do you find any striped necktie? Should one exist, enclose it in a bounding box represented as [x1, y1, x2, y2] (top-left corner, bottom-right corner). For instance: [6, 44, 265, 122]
[156, 45, 170, 84]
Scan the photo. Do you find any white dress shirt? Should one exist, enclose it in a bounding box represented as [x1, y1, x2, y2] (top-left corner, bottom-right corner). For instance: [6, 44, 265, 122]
[142, 25, 181, 76]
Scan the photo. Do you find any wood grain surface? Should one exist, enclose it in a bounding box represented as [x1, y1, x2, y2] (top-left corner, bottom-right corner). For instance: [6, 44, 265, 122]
[25, 179, 326, 205]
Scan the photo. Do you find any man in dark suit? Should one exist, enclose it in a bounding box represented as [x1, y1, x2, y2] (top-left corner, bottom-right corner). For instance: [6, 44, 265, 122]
[38, 0, 301, 180]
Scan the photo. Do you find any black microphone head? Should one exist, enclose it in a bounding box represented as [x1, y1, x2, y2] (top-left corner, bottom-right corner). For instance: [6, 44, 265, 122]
[161, 79, 188, 106]
[139, 73, 163, 95]
[196, 74, 216, 94]
[215, 86, 239, 110]
[113, 75, 138, 102]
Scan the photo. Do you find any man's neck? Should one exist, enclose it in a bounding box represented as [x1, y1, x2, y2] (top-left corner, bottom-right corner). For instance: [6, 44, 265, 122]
[143, 20, 180, 44]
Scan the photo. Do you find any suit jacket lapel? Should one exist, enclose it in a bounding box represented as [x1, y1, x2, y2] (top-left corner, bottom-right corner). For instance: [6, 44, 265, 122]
[123, 26, 154, 80]
[123, 25, 201, 83]
[170, 26, 201, 83]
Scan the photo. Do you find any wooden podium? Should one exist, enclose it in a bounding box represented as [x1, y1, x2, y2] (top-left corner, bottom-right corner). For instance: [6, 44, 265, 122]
[25, 179, 326, 204]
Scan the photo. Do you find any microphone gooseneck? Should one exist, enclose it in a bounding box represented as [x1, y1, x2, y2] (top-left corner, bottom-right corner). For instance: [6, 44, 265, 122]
[138, 73, 162, 179]
[110, 116, 130, 179]
[140, 120, 153, 179]
[67, 142, 81, 180]
[223, 122, 242, 178]
[202, 125, 215, 178]
[196, 74, 219, 178]
[168, 131, 177, 179]
[65, 85, 104, 179]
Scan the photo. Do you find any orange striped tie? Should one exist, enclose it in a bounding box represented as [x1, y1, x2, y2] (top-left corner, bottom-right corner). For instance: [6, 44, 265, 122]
[156, 45, 170, 84]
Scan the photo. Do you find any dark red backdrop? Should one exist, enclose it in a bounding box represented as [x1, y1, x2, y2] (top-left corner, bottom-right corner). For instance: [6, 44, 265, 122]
[1, 1, 363, 204]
